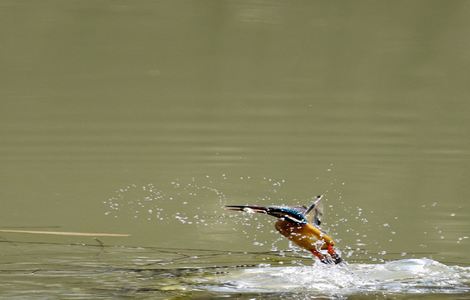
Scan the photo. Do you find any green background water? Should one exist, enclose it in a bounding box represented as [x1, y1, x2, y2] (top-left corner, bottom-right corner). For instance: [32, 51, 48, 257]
[1, 0, 469, 298]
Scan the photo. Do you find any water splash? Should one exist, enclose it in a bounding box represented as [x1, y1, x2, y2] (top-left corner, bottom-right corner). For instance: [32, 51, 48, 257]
[190, 258, 470, 297]
[100, 174, 466, 264]
[102, 178, 227, 224]
[100, 174, 379, 257]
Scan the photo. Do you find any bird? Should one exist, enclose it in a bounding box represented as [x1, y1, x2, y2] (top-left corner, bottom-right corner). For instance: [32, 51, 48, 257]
[225, 195, 342, 264]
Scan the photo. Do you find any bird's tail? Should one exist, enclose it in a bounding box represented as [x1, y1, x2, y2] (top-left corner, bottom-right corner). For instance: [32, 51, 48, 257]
[305, 195, 324, 226]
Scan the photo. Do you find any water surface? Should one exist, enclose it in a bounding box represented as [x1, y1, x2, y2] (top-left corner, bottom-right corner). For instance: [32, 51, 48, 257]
[1, 0, 470, 298]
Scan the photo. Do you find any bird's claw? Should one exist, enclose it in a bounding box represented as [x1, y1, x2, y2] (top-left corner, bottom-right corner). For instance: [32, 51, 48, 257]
[320, 255, 334, 264]
[331, 253, 343, 264]
[319, 254, 343, 264]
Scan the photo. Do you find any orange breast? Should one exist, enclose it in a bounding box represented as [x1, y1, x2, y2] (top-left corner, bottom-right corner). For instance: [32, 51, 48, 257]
[275, 220, 334, 251]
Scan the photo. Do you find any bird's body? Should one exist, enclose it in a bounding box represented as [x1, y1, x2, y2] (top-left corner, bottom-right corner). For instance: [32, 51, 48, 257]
[275, 219, 332, 249]
[226, 196, 342, 264]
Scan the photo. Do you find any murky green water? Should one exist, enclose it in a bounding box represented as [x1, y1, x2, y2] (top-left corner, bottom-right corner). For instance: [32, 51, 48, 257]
[1, 1, 470, 299]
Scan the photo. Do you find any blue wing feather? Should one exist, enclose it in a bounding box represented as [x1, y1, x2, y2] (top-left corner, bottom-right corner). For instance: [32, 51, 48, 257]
[266, 206, 308, 223]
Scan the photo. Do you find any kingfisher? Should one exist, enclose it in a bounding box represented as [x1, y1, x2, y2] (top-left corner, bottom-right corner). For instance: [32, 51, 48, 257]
[226, 195, 342, 264]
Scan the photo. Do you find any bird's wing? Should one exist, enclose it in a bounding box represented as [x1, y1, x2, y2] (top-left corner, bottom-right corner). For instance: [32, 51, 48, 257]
[266, 206, 308, 223]
[225, 205, 308, 224]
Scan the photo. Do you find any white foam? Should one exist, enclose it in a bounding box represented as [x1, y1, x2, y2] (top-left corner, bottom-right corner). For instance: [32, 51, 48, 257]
[194, 259, 470, 297]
